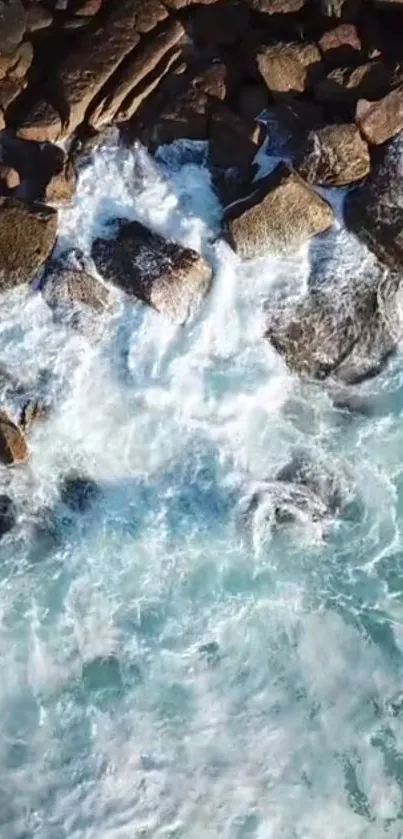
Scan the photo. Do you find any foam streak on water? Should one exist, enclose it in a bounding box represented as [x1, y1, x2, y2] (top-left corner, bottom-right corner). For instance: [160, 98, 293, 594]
[1, 135, 403, 839]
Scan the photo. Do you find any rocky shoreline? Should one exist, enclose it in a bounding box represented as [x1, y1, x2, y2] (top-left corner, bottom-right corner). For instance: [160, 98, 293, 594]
[0, 0, 403, 534]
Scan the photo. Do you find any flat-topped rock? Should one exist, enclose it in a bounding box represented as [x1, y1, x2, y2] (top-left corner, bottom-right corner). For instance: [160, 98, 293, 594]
[225, 163, 334, 259]
[257, 42, 323, 98]
[92, 220, 212, 323]
[356, 87, 403, 145]
[0, 198, 57, 290]
[297, 123, 370, 186]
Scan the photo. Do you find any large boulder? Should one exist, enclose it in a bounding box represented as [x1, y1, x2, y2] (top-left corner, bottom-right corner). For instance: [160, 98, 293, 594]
[356, 87, 403, 146]
[0, 410, 28, 465]
[265, 270, 402, 383]
[91, 220, 212, 323]
[0, 198, 57, 290]
[344, 136, 403, 272]
[296, 123, 370, 186]
[225, 163, 334, 259]
[257, 42, 323, 98]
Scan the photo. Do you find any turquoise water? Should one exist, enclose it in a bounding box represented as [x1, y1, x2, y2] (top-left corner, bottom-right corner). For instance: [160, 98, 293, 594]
[1, 136, 403, 838]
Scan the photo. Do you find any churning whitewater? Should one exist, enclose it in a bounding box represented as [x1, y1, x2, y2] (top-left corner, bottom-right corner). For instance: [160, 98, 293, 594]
[1, 133, 403, 839]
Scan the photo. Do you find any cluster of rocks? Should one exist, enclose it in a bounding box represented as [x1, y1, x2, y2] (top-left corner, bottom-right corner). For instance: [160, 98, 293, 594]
[1, 0, 403, 538]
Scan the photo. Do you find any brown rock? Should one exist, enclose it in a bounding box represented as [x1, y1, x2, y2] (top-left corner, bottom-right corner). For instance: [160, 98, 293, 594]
[247, 0, 306, 10]
[91, 220, 212, 323]
[0, 410, 28, 465]
[7, 41, 33, 81]
[315, 61, 390, 107]
[0, 79, 23, 110]
[0, 0, 26, 55]
[0, 198, 57, 290]
[209, 102, 262, 168]
[53, 0, 169, 139]
[74, 0, 102, 14]
[225, 163, 334, 258]
[89, 19, 185, 128]
[296, 123, 370, 186]
[0, 164, 20, 190]
[356, 87, 403, 145]
[15, 99, 62, 143]
[257, 42, 323, 97]
[26, 4, 53, 31]
[148, 87, 210, 148]
[44, 154, 76, 205]
[318, 24, 361, 67]
[193, 63, 230, 101]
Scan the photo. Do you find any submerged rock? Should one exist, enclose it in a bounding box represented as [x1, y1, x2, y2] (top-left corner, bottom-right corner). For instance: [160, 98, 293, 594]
[225, 163, 334, 259]
[92, 220, 212, 323]
[60, 473, 101, 513]
[0, 494, 16, 539]
[0, 198, 57, 291]
[265, 269, 403, 383]
[0, 410, 28, 465]
[19, 399, 48, 433]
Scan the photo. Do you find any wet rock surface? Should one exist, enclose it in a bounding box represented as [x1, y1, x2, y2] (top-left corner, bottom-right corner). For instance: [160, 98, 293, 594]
[92, 219, 212, 323]
[0, 409, 28, 465]
[0, 198, 57, 289]
[296, 123, 370, 186]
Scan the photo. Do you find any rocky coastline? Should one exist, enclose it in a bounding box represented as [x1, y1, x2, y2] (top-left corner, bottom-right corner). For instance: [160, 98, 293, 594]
[0, 0, 403, 535]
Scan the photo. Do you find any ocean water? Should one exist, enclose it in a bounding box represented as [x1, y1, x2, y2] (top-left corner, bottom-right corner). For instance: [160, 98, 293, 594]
[1, 133, 403, 838]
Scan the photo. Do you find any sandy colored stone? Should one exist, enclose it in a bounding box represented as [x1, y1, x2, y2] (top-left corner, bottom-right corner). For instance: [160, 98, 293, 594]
[16, 99, 62, 143]
[0, 410, 28, 465]
[356, 87, 403, 145]
[297, 123, 370, 186]
[0, 198, 57, 289]
[225, 163, 334, 258]
[257, 42, 323, 97]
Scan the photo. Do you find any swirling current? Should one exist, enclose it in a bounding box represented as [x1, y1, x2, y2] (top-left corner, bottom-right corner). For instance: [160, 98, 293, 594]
[1, 133, 403, 838]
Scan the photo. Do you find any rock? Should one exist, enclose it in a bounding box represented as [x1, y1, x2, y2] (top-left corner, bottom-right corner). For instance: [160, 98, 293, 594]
[147, 87, 210, 149]
[265, 270, 403, 383]
[0, 164, 20, 190]
[60, 473, 100, 512]
[344, 136, 403, 271]
[0, 0, 26, 55]
[247, 0, 306, 11]
[26, 4, 53, 31]
[0, 410, 28, 465]
[318, 23, 361, 67]
[0, 78, 24, 110]
[7, 41, 33, 81]
[42, 259, 111, 313]
[89, 19, 185, 128]
[209, 102, 262, 168]
[193, 62, 231, 102]
[315, 61, 390, 108]
[0, 198, 57, 290]
[44, 153, 76, 205]
[257, 42, 323, 98]
[225, 163, 334, 259]
[16, 100, 62, 144]
[266, 101, 325, 155]
[356, 87, 403, 145]
[52, 0, 169, 139]
[19, 399, 47, 432]
[0, 494, 16, 538]
[92, 220, 212, 323]
[296, 123, 370, 186]
[74, 0, 103, 14]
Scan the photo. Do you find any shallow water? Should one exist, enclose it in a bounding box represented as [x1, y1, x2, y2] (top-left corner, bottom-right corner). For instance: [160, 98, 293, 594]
[1, 135, 403, 838]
